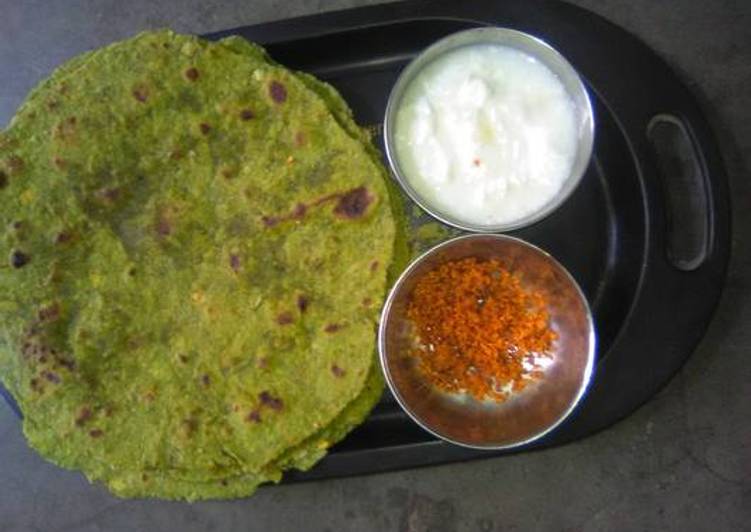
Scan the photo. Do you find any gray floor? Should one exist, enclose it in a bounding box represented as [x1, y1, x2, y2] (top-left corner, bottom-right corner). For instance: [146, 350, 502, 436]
[1, 1, 750, 531]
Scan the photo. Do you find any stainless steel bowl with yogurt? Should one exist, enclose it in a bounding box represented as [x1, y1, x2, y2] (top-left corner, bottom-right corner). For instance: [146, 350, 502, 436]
[384, 28, 594, 232]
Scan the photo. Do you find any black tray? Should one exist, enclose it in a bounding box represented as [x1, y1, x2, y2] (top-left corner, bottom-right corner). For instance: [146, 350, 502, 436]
[2, 0, 730, 481]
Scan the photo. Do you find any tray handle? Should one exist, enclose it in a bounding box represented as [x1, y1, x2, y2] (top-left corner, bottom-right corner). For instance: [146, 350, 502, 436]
[647, 114, 711, 271]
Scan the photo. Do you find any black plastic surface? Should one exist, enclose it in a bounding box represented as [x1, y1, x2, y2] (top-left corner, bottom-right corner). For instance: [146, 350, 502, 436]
[1, 0, 730, 480]
[648, 116, 710, 271]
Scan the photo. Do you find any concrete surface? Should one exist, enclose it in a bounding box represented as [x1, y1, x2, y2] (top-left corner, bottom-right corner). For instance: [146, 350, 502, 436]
[1, 1, 749, 531]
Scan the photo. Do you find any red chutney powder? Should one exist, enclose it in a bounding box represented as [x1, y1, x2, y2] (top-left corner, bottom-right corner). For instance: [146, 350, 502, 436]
[406, 257, 557, 401]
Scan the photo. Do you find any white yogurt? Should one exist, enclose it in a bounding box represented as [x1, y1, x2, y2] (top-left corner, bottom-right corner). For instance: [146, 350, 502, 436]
[394, 44, 579, 226]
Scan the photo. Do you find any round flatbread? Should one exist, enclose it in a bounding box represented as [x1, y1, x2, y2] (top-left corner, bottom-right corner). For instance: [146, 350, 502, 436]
[0, 30, 396, 499]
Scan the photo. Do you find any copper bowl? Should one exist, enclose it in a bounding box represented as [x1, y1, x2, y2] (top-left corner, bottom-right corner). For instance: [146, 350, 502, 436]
[378, 234, 595, 449]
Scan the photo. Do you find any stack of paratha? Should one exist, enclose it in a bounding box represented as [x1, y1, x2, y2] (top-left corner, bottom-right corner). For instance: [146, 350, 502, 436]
[0, 30, 404, 500]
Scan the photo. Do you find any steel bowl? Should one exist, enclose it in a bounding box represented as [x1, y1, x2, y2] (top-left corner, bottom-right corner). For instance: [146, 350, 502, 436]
[383, 27, 595, 233]
[378, 234, 596, 449]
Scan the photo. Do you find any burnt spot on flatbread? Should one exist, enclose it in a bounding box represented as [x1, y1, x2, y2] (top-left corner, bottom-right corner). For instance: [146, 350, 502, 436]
[29, 378, 42, 393]
[262, 187, 360, 229]
[11, 250, 30, 268]
[259, 391, 284, 411]
[284, 203, 305, 221]
[240, 109, 255, 121]
[37, 303, 60, 323]
[42, 370, 60, 384]
[324, 323, 343, 334]
[269, 81, 287, 104]
[53, 117, 77, 142]
[184, 67, 200, 81]
[89, 429, 104, 438]
[55, 231, 72, 244]
[59, 358, 76, 371]
[245, 409, 262, 424]
[19, 313, 77, 381]
[75, 407, 93, 427]
[275, 312, 293, 325]
[229, 254, 241, 273]
[132, 85, 149, 102]
[331, 364, 346, 378]
[261, 215, 279, 228]
[0, 170, 7, 189]
[29, 345, 48, 360]
[199, 123, 211, 135]
[334, 186, 372, 219]
[261, 202, 307, 228]
[296, 295, 309, 313]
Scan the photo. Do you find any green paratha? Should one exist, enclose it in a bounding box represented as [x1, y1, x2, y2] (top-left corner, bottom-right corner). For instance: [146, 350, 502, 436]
[0, 30, 399, 499]
[89, 38, 409, 500]
[15, 33, 406, 500]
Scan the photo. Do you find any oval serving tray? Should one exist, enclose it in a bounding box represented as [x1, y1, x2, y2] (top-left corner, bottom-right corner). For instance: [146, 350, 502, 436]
[2, 0, 730, 481]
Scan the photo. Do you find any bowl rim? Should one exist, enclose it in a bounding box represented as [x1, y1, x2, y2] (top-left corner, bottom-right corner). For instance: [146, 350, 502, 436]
[377, 233, 597, 450]
[383, 26, 595, 233]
